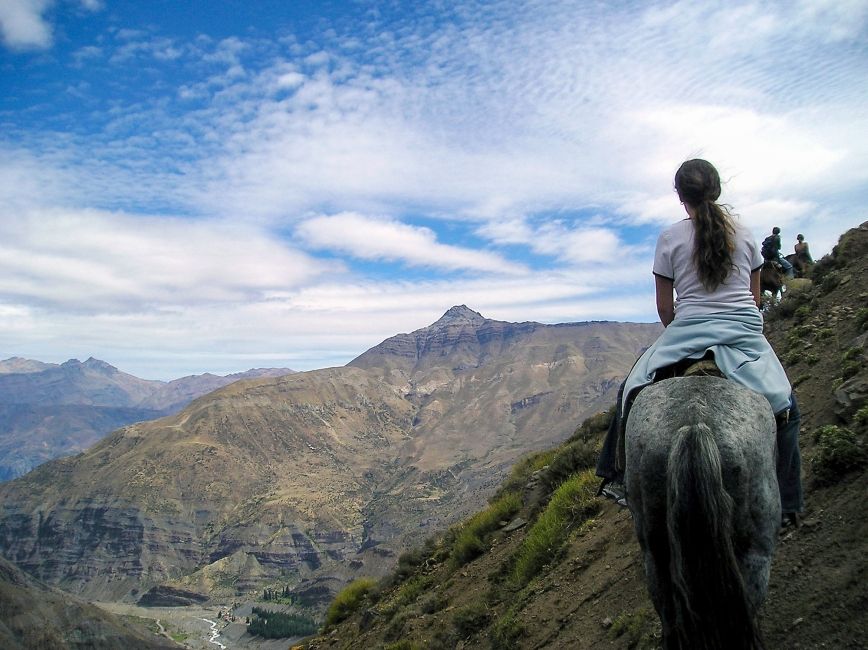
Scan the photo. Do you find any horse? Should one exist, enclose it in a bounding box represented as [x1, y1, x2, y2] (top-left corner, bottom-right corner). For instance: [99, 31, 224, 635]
[785, 253, 812, 279]
[760, 260, 784, 299]
[625, 376, 781, 650]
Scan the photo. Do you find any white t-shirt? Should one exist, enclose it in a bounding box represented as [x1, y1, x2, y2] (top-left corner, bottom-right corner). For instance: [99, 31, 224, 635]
[653, 218, 763, 320]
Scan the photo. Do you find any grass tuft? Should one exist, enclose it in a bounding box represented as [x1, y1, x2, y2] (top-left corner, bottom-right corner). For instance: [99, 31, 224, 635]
[324, 577, 377, 627]
[510, 469, 599, 587]
[449, 492, 521, 568]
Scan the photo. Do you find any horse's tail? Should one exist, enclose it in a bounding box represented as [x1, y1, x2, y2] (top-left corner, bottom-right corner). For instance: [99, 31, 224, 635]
[667, 421, 765, 650]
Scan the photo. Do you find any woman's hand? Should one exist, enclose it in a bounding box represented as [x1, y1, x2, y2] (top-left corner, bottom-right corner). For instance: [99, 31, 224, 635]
[655, 275, 675, 327]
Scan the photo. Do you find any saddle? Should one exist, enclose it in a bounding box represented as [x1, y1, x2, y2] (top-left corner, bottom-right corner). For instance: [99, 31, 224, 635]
[615, 355, 723, 474]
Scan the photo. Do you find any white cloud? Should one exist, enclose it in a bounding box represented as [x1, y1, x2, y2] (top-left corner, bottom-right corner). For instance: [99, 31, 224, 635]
[477, 219, 642, 266]
[0, 207, 329, 310]
[296, 212, 525, 274]
[0, 0, 52, 49]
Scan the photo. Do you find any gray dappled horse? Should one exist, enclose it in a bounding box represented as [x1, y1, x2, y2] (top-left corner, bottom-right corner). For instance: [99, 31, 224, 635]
[626, 376, 780, 650]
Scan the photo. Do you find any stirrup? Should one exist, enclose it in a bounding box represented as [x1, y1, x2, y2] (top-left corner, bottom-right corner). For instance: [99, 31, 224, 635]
[598, 480, 628, 508]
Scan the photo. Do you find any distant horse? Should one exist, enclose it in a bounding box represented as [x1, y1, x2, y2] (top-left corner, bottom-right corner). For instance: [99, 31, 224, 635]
[760, 260, 784, 299]
[785, 253, 812, 278]
[625, 376, 780, 650]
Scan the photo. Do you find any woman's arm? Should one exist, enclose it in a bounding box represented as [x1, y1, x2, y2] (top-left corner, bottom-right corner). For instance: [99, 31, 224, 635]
[750, 269, 761, 307]
[655, 275, 675, 327]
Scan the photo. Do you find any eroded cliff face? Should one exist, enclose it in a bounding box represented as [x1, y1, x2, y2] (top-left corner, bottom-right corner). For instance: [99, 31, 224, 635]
[0, 310, 660, 605]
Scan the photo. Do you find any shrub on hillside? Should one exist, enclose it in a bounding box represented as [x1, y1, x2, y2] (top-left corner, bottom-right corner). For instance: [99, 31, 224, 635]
[490, 609, 526, 648]
[378, 574, 434, 618]
[383, 610, 412, 641]
[452, 602, 490, 637]
[383, 641, 420, 650]
[324, 577, 378, 627]
[568, 407, 615, 443]
[493, 449, 557, 499]
[418, 590, 449, 614]
[811, 425, 868, 485]
[388, 536, 440, 586]
[449, 492, 522, 567]
[541, 439, 598, 492]
[510, 469, 600, 587]
[608, 608, 659, 649]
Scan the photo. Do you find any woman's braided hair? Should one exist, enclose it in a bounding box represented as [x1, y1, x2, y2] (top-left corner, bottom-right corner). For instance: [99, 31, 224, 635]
[674, 159, 736, 291]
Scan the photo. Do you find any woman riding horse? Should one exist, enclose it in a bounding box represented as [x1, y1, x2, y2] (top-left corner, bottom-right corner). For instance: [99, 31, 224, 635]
[595, 159, 804, 645]
[597, 159, 802, 520]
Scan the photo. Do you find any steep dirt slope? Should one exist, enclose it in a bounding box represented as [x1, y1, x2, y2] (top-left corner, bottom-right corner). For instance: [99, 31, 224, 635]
[309, 222, 867, 650]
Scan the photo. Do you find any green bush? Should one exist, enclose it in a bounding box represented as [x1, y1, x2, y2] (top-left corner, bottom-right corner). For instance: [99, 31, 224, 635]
[418, 590, 448, 614]
[608, 608, 659, 649]
[494, 450, 557, 499]
[378, 574, 433, 618]
[452, 602, 490, 637]
[393, 538, 436, 582]
[793, 304, 813, 322]
[431, 626, 459, 648]
[449, 492, 521, 568]
[384, 641, 420, 650]
[541, 439, 598, 492]
[815, 328, 835, 341]
[324, 577, 377, 627]
[383, 610, 412, 641]
[490, 609, 525, 648]
[510, 469, 600, 587]
[568, 407, 615, 443]
[854, 406, 868, 427]
[811, 425, 868, 485]
[842, 360, 862, 380]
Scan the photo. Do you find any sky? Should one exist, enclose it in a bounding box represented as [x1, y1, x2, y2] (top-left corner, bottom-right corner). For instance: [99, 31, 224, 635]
[1, 0, 866, 379]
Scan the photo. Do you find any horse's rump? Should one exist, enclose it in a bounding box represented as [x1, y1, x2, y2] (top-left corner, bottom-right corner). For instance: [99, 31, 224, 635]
[625, 376, 780, 650]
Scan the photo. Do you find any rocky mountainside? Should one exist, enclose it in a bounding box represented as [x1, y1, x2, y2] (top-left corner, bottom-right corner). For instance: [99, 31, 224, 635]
[307, 222, 868, 650]
[0, 554, 177, 649]
[0, 358, 293, 480]
[0, 312, 659, 608]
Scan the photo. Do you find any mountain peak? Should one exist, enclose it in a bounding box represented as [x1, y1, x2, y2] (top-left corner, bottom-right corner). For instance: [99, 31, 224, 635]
[433, 305, 486, 327]
[60, 357, 119, 374]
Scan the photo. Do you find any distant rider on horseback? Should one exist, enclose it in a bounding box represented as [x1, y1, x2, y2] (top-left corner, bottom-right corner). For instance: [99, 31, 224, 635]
[761, 226, 795, 278]
[597, 159, 803, 525]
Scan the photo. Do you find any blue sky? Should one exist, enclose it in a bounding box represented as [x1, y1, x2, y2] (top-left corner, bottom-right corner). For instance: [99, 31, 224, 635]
[1, 0, 866, 379]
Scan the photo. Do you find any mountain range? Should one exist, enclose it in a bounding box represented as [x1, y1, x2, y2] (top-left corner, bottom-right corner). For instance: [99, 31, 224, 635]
[0, 307, 660, 608]
[0, 357, 293, 481]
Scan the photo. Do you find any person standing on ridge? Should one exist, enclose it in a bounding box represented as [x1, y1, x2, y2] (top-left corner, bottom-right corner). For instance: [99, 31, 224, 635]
[597, 159, 803, 527]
